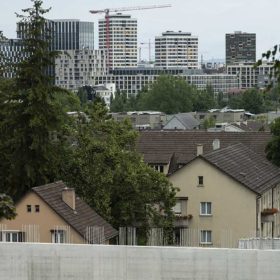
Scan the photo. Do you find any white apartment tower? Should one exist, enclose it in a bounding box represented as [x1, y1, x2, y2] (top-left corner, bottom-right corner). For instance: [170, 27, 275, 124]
[98, 14, 137, 69]
[155, 31, 198, 69]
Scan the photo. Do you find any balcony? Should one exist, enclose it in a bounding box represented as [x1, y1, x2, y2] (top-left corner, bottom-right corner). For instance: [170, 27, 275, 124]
[261, 208, 278, 223]
[174, 214, 192, 228]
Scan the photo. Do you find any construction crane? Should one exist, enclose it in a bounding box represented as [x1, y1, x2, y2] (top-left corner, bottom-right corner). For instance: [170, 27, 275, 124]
[140, 41, 155, 62]
[89, 4, 171, 67]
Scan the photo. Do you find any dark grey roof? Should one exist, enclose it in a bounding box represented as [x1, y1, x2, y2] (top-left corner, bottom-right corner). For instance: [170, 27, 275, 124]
[201, 143, 280, 194]
[164, 113, 200, 130]
[137, 131, 272, 169]
[32, 181, 118, 241]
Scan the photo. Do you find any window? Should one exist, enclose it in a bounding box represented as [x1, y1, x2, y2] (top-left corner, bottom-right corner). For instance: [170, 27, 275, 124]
[152, 165, 164, 173]
[27, 205, 32, 212]
[200, 202, 212, 215]
[35, 205, 40, 213]
[200, 230, 212, 244]
[51, 230, 65, 243]
[0, 231, 25, 242]
[198, 176, 204, 186]
[172, 201, 182, 215]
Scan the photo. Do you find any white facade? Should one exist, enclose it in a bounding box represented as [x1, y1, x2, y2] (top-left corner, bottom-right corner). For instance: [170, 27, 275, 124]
[55, 49, 108, 90]
[226, 62, 274, 89]
[155, 31, 198, 69]
[94, 83, 116, 109]
[99, 14, 137, 70]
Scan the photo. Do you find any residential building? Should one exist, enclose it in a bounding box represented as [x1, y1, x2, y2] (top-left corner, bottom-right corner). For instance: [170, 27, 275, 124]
[226, 62, 274, 89]
[55, 49, 107, 90]
[0, 181, 118, 244]
[155, 31, 198, 69]
[99, 14, 137, 69]
[226, 31, 256, 65]
[137, 130, 272, 175]
[195, 108, 246, 124]
[93, 83, 116, 109]
[168, 144, 280, 247]
[17, 19, 95, 51]
[111, 111, 166, 130]
[163, 113, 200, 130]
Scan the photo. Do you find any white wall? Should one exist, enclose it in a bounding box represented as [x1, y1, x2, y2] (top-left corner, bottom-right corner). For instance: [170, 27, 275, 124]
[0, 243, 280, 280]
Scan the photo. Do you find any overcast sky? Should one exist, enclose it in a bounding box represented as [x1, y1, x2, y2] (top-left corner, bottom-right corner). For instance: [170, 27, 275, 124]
[1, 0, 279, 61]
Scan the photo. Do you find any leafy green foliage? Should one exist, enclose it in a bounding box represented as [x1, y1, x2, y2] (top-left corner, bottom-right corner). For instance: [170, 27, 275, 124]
[266, 118, 280, 166]
[110, 76, 218, 114]
[228, 89, 265, 114]
[62, 100, 177, 231]
[256, 44, 280, 89]
[0, 194, 16, 220]
[0, 0, 70, 198]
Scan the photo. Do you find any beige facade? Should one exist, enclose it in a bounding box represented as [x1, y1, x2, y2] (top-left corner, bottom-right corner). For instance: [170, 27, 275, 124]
[169, 158, 257, 247]
[0, 192, 84, 244]
[258, 184, 280, 238]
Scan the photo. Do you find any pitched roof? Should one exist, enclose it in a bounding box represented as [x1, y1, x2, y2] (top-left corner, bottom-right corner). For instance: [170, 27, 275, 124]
[231, 121, 269, 132]
[201, 143, 280, 194]
[164, 113, 200, 130]
[137, 131, 272, 168]
[32, 181, 118, 241]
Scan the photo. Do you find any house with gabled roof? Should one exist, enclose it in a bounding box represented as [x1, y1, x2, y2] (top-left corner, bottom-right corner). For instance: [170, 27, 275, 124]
[0, 181, 118, 244]
[168, 143, 280, 247]
[163, 113, 200, 130]
[137, 130, 272, 175]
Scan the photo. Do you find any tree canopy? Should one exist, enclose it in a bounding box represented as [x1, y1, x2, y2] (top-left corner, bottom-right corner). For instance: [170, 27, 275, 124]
[61, 100, 177, 232]
[0, 0, 69, 198]
[110, 75, 218, 114]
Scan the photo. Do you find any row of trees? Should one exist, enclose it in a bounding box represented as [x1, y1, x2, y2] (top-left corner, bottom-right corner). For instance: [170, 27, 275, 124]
[0, 0, 177, 238]
[110, 76, 218, 114]
[110, 76, 280, 115]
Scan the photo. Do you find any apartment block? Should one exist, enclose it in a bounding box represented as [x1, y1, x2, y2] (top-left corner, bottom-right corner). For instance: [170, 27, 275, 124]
[99, 14, 137, 69]
[55, 49, 107, 90]
[155, 31, 198, 69]
[226, 62, 274, 89]
[226, 31, 256, 65]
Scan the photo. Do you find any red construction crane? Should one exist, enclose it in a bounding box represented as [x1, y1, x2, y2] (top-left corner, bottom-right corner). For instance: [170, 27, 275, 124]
[89, 4, 171, 67]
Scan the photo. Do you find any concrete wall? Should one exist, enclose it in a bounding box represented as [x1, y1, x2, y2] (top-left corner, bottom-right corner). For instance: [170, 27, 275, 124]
[1, 243, 280, 280]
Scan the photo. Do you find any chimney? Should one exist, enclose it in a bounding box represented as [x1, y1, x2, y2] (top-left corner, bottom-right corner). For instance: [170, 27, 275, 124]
[197, 144, 203, 156]
[62, 187, 76, 210]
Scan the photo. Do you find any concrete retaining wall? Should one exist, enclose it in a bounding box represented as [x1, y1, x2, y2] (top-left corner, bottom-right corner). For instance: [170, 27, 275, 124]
[0, 243, 280, 279]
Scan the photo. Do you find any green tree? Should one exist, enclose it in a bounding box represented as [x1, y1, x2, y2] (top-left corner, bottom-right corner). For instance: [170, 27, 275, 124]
[0, 0, 69, 198]
[228, 94, 243, 109]
[266, 118, 280, 166]
[242, 89, 265, 114]
[192, 85, 216, 111]
[63, 100, 177, 234]
[139, 75, 193, 114]
[0, 194, 16, 220]
[256, 44, 280, 88]
[202, 116, 215, 129]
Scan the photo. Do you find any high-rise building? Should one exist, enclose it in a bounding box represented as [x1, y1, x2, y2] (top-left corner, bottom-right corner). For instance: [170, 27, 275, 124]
[98, 14, 138, 69]
[55, 49, 107, 90]
[225, 31, 256, 65]
[155, 31, 198, 69]
[0, 38, 26, 78]
[17, 19, 95, 51]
